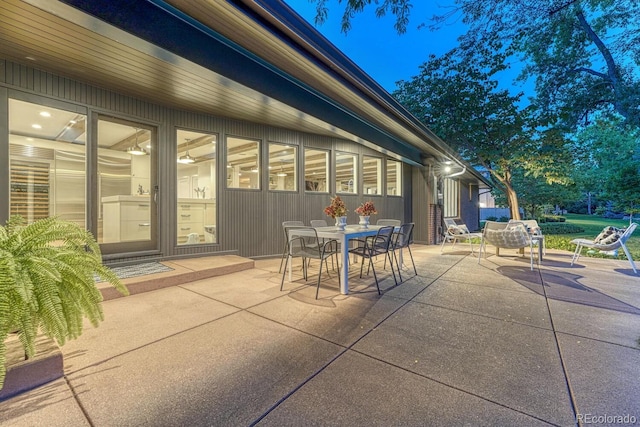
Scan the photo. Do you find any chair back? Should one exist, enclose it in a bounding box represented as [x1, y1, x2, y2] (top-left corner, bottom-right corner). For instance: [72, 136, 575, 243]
[482, 221, 530, 249]
[377, 219, 401, 226]
[619, 223, 638, 245]
[394, 223, 414, 248]
[509, 219, 541, 235]
[286, 226, 319, 257]
[370, 226, 394, 254]
[310, 220, 328, 228]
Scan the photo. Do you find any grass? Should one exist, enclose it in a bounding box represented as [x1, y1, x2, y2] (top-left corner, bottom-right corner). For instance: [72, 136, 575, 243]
[544, 214, 640, 261]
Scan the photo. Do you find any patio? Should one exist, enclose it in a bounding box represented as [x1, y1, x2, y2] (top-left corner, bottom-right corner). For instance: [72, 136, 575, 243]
[1, 245, 639, 426]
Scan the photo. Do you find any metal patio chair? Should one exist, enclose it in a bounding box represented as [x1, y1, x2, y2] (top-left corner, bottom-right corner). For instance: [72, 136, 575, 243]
[349, 225, 398, 294]
[280, 226, 340, 299]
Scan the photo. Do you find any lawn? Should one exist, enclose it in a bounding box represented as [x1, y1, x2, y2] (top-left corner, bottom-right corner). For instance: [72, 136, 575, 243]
[543, 213, 640, 261]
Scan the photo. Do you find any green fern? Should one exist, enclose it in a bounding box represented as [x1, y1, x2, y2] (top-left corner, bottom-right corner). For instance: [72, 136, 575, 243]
[0, 215, 128, 390]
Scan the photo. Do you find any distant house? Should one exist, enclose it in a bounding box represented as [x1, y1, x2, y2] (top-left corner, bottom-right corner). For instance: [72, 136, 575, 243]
[0, 0, 489, 262]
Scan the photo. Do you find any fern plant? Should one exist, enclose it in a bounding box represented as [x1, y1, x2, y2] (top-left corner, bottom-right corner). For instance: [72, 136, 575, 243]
[0, 215, 128, 389]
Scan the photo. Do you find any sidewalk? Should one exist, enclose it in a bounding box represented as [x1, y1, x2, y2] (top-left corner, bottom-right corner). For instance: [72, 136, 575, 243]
[1, 245, 639, 426]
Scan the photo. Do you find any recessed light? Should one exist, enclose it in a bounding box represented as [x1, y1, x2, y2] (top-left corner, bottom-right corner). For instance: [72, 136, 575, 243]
[31, 124, 42, 129]
[39, 111, 51, 118]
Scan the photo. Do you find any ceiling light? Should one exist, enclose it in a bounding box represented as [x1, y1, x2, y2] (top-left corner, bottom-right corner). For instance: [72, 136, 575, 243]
[127, 128, 147, 156]
[39, 111, 51, 117]
[277, 171, 287, 177]
[31, 124, 42, 129]
[177, 138, 195, 163]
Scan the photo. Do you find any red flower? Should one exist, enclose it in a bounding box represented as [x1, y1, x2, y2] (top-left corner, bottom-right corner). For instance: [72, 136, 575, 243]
[324, 195, 347, 218]
[355, 201, 377, 216]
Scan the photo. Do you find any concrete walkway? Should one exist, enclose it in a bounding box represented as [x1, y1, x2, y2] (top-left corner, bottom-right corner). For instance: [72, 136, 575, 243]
[1, 245, 639, 426]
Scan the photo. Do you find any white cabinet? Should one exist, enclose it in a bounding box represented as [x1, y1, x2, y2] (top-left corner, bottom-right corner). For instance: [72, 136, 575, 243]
[177, 199, 216, 244]
[102, 195, 151, 243]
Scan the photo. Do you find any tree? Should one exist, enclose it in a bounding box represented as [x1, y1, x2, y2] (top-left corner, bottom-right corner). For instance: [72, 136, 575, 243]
[309, 0, 640, 129]
[393, 37, 572, 219]
[571, 117, 640, 216]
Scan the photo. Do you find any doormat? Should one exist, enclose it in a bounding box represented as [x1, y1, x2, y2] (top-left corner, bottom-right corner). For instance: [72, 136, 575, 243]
[98, 262, 174, 281]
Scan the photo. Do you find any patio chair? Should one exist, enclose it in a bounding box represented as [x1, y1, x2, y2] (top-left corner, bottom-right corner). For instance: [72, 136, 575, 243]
[478, 220, 537, 270]
[310, 219, 339, 270]
[279, 221, 304, 273]
[509, 219, 545, 255]
[280, 226, 340, 299]
[391, 222, 417, 282]
[570, 223, 638, 274]
[349, 226, 398, 294]
[441, 218, 483, 255]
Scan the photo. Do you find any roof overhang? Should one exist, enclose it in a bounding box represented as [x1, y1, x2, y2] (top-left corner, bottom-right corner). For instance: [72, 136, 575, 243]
[0, 0, 490, 185]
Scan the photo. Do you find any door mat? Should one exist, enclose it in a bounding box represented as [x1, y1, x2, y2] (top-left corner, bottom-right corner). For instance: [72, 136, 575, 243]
[98, 262, 174, 281]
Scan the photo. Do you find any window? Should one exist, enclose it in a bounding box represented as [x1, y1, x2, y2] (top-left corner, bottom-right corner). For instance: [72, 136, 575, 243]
[8, 99, 86, 227]
[176, 129, 217, 245]
[386, 159, 402, 196]
[226, 136, 260, 189]
[363, 156, 381, 195]
[269, 143, 297, 191]
[443, 178, 460, 218]
[336, 152, 357, 194]
[304, 148, 328, 192]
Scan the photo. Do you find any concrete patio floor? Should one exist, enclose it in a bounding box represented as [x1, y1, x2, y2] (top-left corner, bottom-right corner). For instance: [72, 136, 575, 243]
[1, 244, 639, 426]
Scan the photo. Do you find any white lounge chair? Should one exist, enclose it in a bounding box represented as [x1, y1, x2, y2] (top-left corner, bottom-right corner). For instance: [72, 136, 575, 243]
[441, 218, 482, 255]
[478, 221, 537, 270]
[570, 223, 637, 274]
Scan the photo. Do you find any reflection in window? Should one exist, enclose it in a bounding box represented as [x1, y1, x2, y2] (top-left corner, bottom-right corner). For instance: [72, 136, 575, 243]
[226, 136, 260, 189]
[386, 159, 402, 196]
[336, 152, 357, 194]
[443, 178, 460, 218]
[304, 148, 328, 192]
[97, 119, 153, 244]
[363, 156, 381, 195]
[176, 129, 217, 245]
[8, 99, 86, 227]
[269, 143, 297, 191]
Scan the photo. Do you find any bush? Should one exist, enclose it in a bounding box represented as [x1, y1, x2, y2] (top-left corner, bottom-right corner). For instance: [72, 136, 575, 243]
[539, 223, 584, 235]
[538, 215, 566, 223]
[498, 216, 510, 222]
[486, 216, 498, 221]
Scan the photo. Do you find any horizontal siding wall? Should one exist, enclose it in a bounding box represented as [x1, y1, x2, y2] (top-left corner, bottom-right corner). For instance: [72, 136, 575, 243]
[1, 59, 419, 260]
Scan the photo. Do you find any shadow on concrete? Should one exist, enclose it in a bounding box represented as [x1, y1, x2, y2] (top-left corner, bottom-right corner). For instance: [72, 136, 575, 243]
[497, 266, 640, 315]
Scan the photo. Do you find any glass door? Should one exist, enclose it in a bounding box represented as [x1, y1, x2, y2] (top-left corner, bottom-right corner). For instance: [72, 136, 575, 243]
[97, 116, 157, 254]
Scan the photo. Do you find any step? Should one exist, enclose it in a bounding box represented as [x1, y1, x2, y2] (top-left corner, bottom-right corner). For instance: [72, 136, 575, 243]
[97, 255, 255, 300]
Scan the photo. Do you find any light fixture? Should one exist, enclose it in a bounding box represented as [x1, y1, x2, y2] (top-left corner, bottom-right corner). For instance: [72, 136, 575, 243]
[276, 161, 287, 177]
[127, 129, 147, 156]
[177, 138, 195, 164]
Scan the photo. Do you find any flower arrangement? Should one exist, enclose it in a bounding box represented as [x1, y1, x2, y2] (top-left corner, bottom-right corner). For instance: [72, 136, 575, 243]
[355, 201, 377, 217]
[324, 195, 348, 218]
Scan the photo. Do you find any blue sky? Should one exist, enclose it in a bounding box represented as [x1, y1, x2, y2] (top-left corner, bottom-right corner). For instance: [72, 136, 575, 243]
[285, 0, 469, 93]
[285, 1, 535, 103]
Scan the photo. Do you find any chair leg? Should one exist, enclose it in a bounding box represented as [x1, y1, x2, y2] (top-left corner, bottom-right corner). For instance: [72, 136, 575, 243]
[369, 257, 381, 295]
[280, 255, 290, 291]
[571, 244, 582, 266]
[407, 245, 417, 275]
[621, 244, 638, 274]
[315, 257, 323, 299]
[387, 251, 398, 285]
[278, 242, 288, 273]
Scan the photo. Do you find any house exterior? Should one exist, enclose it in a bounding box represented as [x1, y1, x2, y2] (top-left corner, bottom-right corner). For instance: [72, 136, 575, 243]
[0, 0, 489, 263]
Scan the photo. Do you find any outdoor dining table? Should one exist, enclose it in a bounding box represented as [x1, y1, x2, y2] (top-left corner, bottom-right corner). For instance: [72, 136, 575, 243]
[314, 224, 397, 295]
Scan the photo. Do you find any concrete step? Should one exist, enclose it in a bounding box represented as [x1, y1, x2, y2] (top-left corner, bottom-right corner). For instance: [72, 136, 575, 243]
[97, 255, 255, 300]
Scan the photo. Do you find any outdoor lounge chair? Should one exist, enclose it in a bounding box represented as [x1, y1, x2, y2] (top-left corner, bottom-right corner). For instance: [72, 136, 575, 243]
[570, 223, 638, 274]
[441, 218, 483, 255]
[478, 220, 537, 270]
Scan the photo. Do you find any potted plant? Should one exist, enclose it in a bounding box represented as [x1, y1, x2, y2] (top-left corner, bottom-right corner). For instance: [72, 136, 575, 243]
[355, 201, 378, 228]
[324, 195, 348, 230]
[0, 215, 128, 392]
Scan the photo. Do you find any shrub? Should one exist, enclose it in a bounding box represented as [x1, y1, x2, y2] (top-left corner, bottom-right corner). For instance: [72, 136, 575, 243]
[498, 216, 510, 222]
[538, 215, 566, 223]
[539, 223, 584, 235]
[486, 216, 498, 221]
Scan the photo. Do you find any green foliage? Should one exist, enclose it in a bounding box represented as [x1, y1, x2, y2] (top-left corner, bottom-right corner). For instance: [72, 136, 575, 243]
[539, 223, 583, 235]
[538, 215, 566, 223]
[0, 216, 128, 389]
